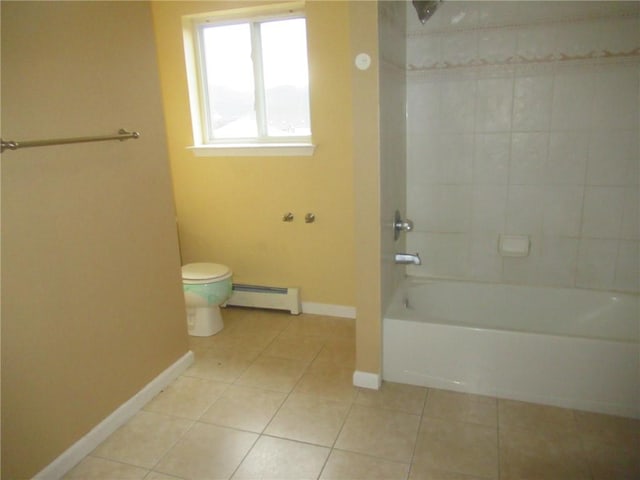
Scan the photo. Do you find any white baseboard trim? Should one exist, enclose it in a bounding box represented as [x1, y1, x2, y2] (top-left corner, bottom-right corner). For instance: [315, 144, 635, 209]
[34, 350, 195, 480]
[301, 302, 356, 318]
[353, 370, 382, 390]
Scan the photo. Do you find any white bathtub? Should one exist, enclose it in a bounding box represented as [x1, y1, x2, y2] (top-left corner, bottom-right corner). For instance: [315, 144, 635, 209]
[383, 278, 640, 418]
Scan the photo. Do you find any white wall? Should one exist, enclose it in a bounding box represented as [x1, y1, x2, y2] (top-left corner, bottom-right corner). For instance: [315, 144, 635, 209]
[405, 1, 639, 293]
[379, 1, 408, 313]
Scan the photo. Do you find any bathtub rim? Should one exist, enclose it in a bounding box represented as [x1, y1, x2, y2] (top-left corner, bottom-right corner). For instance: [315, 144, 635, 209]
[385, 275, 640, 344]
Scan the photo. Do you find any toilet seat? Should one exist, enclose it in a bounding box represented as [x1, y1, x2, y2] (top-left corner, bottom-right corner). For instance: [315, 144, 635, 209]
[182, 263, 232, 284]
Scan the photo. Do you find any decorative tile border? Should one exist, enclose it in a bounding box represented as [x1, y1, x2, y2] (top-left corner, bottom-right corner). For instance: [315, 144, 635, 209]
[407, 52, 640, 81]
[406, 8, 639, 73]
[408, 47, 640, 73]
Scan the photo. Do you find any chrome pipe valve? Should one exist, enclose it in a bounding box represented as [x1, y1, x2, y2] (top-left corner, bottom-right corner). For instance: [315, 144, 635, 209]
[394, 210, 414, 240]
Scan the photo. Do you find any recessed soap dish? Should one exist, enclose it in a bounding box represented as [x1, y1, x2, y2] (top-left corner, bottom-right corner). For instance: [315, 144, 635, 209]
[498, 234, 530, 257]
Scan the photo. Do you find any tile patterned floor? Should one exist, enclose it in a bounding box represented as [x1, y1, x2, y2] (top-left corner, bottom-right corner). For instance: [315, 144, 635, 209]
[66, 308, 640, 480]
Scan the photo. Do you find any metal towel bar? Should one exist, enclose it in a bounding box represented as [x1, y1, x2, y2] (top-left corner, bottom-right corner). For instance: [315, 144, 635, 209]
[0, 128, 140, 153]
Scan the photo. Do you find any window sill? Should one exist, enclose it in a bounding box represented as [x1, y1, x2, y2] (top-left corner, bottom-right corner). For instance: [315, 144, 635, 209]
[188, 143, 316, 157]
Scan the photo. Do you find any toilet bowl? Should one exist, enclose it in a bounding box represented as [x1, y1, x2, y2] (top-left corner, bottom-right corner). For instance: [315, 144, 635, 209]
[181, 262, 233, 336]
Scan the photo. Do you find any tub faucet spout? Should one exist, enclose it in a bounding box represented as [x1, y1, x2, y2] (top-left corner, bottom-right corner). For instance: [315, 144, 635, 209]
[395, 253, 422, 265]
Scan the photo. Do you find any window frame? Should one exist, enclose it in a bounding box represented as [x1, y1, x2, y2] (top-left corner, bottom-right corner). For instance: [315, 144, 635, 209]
[183, 2, 315, 157]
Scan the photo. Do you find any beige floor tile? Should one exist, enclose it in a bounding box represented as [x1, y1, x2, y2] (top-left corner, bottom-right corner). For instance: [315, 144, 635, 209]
[73, 305, 637, 480]
[499, 425, 590, 480]
[413, 418, 498, 479]
[216, 306, 248, 323]
[265, 393, 351, 446]
[281, 315, 334, 337]
[187, 335, 217, 350]
[221, 309, 291, 336]
[143, 376, 229, 420]
[145, 472, 185, 480]
[183, 347, 260, 383]
[231, 436, 330, 479]
[408, 463, 489, 480]
[186, 344, 210, 358]
[584, 443, 640, 480]
[154, 423, 257, 480]
[63, 456, 148, 479]
[92, 411, 193, 468]
[325, 317, 356, 339]
[235, 355, 309, 392]
[294, 364, 359, 403]
[498, 399, 577, 436]
[208, 329, 280, 351]
[320, 449, 410, 480]
[335, 404, 421, 463]
[223, 308, 293, 333]
[263, 334, 326, 363]
[576, 411, 640, 480]
[355, 381, 427, 415]
[199, 385, 287, 432]
[423, 389, 496, 427]
[574, 410, 640, 449]
[311, 337, 356, 370]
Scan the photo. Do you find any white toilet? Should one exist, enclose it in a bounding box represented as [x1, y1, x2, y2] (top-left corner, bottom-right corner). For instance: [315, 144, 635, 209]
[181, 262, 233, 336]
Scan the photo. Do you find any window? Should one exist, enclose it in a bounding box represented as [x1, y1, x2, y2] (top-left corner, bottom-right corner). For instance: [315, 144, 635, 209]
[183, 3, 314, 156]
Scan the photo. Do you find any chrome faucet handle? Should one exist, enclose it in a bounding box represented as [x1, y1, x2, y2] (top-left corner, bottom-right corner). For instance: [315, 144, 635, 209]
[399, 219, 414, 231]
[394, 210, 414, 240]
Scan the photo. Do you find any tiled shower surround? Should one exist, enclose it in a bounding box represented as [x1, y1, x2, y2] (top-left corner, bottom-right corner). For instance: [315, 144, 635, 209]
[405, 1, 639, 293]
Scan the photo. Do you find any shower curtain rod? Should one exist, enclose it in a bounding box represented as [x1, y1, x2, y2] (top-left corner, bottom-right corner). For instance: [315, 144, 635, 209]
[0, 128, 140, 153]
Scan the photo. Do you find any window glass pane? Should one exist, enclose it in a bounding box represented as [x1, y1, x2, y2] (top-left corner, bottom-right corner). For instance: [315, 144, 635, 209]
[201, 23, 257, 139]
[260, 18, 311, 137]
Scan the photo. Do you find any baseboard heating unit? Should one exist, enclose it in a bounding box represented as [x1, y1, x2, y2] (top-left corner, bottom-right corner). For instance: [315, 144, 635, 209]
[226, 284, 301, 314]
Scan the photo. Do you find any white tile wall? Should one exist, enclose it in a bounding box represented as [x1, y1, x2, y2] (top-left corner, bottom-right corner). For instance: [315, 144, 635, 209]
[592, 68, 639, 131]
[469, 232, 503, 281]
[551, 72, 596, 131]
[405, 1, 639, 293]
[440, 80, 476, 132]
[442, 30, 477, 66]
[473, 133, 510, 184]
[598, 16, 640, 54]
[541, 187, 583, 237]
[547, 133, 588, 184]
[478, 28, 516, 65]
[516, 25, 556, 61]
[615, 240, 640, 292]
[379, 1, 408, 311]
[510, 133, 548, 184]
[538, 236, 580, 287]
[434, 133, 474, 183]
[576, 239, 619, 290]
[582, 187, 627, 239]
[621, 188, 639, 240]
[512, 76, 553, 131]
[475, 78, 514, 132]
[587, 131, 637, 186]
[505, 185, 544, 235]
[407, 232, 470, 278]
[471, 186, 507, 233]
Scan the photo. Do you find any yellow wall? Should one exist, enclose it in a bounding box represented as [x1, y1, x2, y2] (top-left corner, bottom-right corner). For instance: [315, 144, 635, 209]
[348, 1, 382, 377]
[1, 3, 189, 478]
[151, 1, 355, 307]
